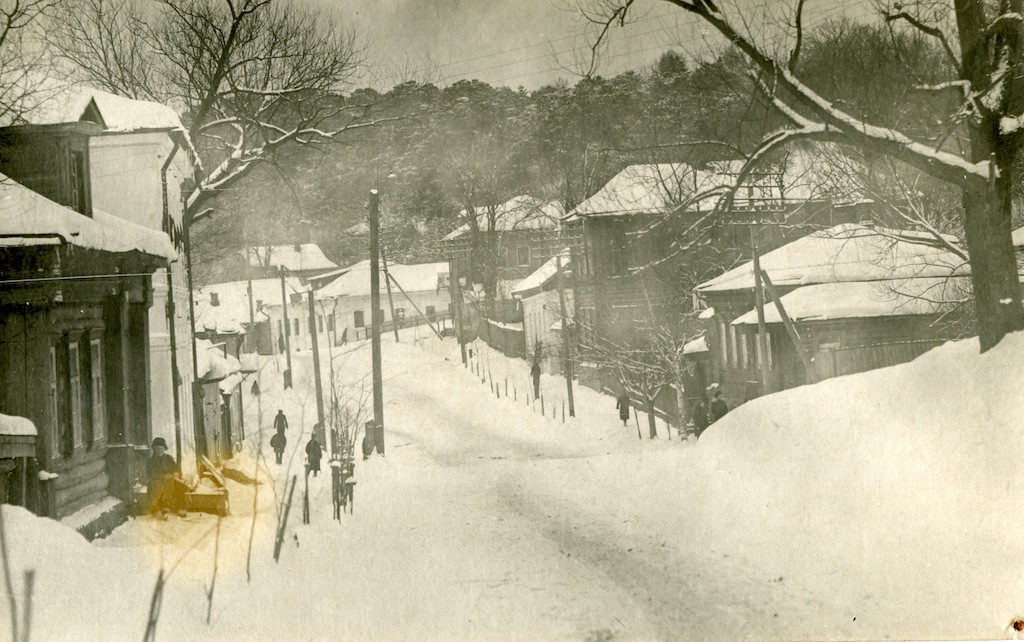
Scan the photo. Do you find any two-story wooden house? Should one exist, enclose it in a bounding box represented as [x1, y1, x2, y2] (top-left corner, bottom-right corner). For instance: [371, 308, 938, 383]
[0, 123, 175, 533]
[0, 85, 195, 536]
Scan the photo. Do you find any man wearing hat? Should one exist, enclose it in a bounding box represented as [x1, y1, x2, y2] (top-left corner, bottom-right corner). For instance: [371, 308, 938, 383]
[146, 437, 187, 518]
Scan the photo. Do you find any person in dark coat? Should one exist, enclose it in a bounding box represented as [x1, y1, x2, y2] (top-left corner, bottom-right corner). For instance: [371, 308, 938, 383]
[616, 391, 631, 426]
[146, 437, 187, 518]
[708, 384, 729, 423]
[530, 362, 541, 398]
[270, 431, 287, 464]
[691, 397, 710, 439]
[305, 435, 323, 476]
[274, 409, 288, 433]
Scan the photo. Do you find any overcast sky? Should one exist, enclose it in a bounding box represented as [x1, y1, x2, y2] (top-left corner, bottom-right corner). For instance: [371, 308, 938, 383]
[317, 0, 876, 90]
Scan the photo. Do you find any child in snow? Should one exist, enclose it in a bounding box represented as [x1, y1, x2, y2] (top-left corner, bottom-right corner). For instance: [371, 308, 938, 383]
[146, 438, 187, 519]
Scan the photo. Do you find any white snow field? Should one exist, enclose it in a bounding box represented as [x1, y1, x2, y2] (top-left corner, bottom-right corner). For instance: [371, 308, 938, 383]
[2, 328, 1024, 641]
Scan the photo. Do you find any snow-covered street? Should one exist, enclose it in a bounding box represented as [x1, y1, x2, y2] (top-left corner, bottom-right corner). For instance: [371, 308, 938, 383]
[4, 330, 1024, 641]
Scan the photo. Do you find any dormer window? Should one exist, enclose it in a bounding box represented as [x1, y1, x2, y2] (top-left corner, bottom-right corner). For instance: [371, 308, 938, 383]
[210, 292, 220, 307]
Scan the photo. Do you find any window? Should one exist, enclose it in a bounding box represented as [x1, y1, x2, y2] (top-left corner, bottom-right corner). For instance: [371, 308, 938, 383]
[738, 330, 748, 368]
[68, 341, 83, 450]
[354, 310, 365, 328]
[396, 308, 406, 320]
[317, 315, 324, 332]
[49, 347, 58, 458]
[517, 246, 530, 266]
[328, 314, 335, 333]
[293, 318, 300, 336]
[89, 338, 105, 442]
[210, 292, 220, 306]
[69, 150, 88, 215]
[290, 293, 302, 304]
[425, 305, 436, 320]
[728, 325, 738, 367]
[718, 320, 728, 368]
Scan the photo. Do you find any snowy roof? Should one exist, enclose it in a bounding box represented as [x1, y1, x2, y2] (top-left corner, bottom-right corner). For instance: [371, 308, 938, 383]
[248, 244, 337, 273]
[683, 334, 709, 354]
[730, 277, 970, 326]
[569, 163, 715, 218]
[443, 196, 564, 240]
[195, 339, 241, 382]
[318, 261, 449, 298]
[0, 413, 37, 436]
[0, 172, 176, 260]
[697, 224, 968, 294]
[568, 147, 864, 220]
[194, 277, 303, 333]
[512, 249, 570, 298]
[6, 80, 184, 132]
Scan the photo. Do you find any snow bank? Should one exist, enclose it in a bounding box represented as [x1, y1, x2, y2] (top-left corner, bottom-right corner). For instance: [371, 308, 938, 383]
[682, 332, 1024, 635]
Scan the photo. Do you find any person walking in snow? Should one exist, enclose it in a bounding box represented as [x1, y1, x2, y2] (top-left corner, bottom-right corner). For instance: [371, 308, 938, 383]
[305, 434, 323, 477]
[274, 409, 288, 434]
[708, 384, 729, 423]
[616, 391, 631, 426]
[270, 431, 287, 464]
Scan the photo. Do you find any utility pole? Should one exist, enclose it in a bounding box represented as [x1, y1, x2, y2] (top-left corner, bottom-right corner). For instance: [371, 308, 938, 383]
[183, 211, 206, 463]
[279, 266, 293, 388]
[245, 246, 256, 353]
[555, 251, 575, 417]
[751, 227, 771, 396]
[307, 289, 327, 449]
[369, 188, 385, 455]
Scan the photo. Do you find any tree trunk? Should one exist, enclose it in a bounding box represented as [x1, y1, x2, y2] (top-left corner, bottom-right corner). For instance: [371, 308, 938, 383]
[961, 174, 1024, 351]
[643, 380, 657, 439]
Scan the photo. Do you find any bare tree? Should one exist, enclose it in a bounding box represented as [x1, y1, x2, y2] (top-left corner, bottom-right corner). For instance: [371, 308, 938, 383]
[588, 0, 1024, 352]
[47, 0, 403, 226]
[0, 0, 61, 127]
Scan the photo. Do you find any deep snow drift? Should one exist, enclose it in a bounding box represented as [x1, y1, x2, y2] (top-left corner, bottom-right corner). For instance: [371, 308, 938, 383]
[1, 330, 1022, 640]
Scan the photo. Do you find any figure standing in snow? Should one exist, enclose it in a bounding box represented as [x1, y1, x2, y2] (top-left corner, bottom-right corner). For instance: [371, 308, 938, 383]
[270, 431, 287, 464]
[306, 434, 323, 477]
[530, 362, 541, 398]
[708, 384, 729, 423]
[146, 437, 187, 519]
[691, 397, 710, 439]
[616, 391, 631, 426]
[274, 409, 288, 433]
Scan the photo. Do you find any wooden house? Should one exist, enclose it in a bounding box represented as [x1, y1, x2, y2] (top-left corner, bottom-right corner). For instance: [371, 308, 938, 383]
[567, 158, 868, 353]
[695, 224, 970, 406]
[0, 170, 175, 525]
[442, 195, 568, 353]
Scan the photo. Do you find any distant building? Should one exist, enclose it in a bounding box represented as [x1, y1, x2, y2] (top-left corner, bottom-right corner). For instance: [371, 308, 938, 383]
[202, 243, 339, 285]
[512, 249, 573, 373]
[317, 260, 451, 343]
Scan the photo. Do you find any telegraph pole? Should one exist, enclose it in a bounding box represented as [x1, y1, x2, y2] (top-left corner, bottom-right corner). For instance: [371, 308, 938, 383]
[307, 289, 326, 448]
[245, 246, 256, 353]
[555, 252, 575, 417]
[369, 188, 385, 455]
[279, 266, 293, 388]
[751, 227, 771, 396]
